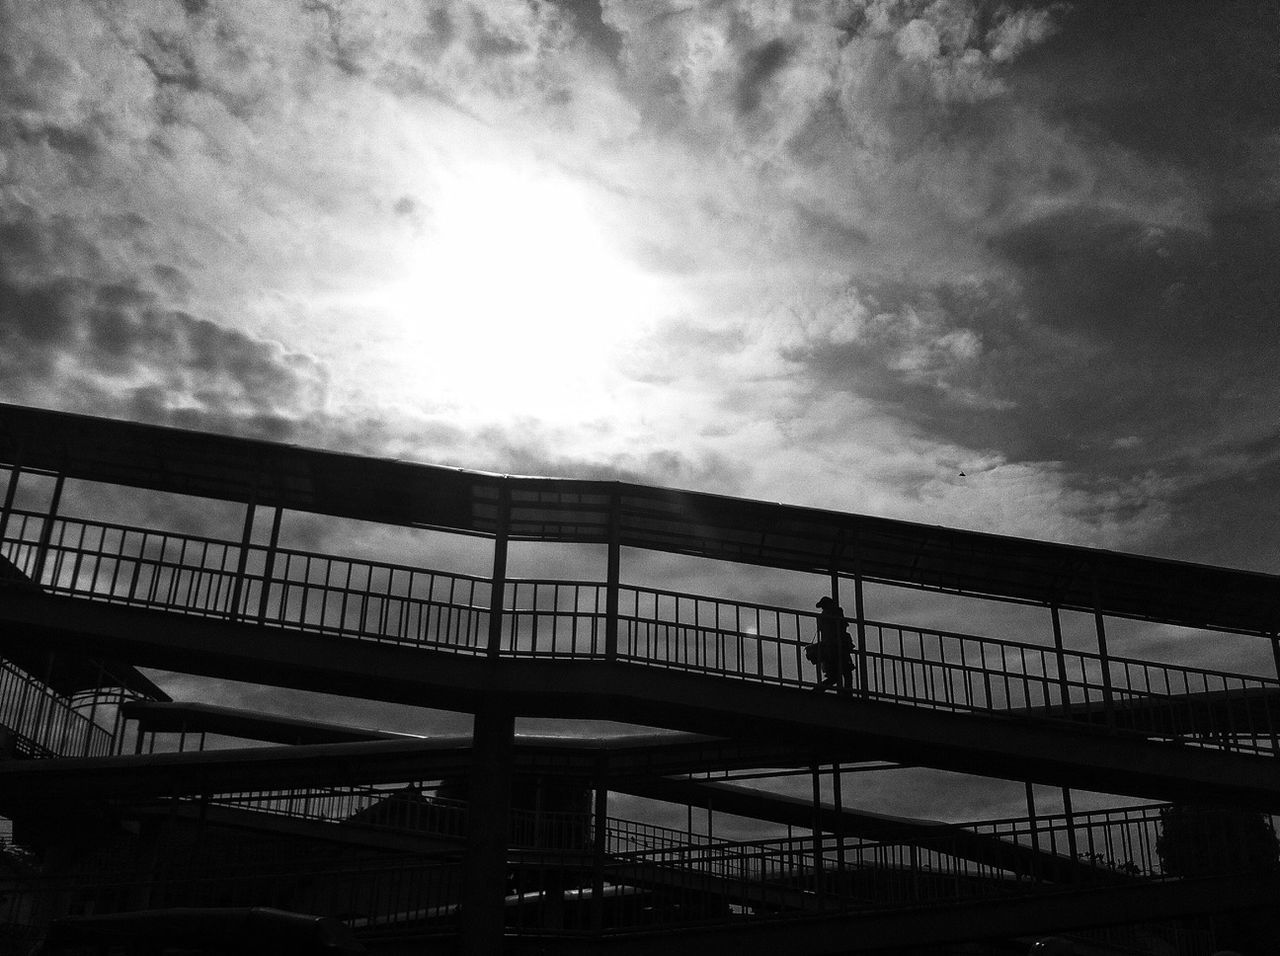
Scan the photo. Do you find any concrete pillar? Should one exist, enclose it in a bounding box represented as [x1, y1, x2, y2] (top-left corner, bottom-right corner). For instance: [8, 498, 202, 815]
[460, 703, 515, 954]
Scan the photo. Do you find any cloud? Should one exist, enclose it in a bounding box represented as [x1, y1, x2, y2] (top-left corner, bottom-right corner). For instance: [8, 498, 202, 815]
[0, 205, 328, 439]
[2, 0, 1277, 570]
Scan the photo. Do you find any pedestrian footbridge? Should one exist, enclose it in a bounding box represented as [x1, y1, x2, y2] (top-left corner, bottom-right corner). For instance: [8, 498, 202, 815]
[2, 403, 1279, 954]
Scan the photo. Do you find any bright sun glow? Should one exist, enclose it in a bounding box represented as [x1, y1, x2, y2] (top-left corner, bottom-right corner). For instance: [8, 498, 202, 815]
[375, 162, 672, 425]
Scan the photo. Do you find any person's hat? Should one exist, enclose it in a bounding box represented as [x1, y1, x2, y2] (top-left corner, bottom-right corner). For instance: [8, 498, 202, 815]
[816, 596, 836, 608]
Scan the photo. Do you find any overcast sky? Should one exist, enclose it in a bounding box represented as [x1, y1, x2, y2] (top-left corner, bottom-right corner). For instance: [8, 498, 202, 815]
[3, 0, 1279, 569]
[4, 0, 1280, 827]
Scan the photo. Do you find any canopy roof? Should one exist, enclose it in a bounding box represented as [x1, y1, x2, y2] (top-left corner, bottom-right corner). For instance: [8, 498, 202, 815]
[2, 403, 1277, 635]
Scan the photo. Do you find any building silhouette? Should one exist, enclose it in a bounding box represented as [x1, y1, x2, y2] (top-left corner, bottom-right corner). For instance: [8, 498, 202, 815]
[1, 402, 1279, 954]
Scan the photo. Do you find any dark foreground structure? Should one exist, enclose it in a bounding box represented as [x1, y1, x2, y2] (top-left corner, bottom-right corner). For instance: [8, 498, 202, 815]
[1, 402, 1279, 954]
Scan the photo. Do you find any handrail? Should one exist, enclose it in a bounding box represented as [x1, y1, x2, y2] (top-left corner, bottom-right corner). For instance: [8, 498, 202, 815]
[3, 507, 1278, 755]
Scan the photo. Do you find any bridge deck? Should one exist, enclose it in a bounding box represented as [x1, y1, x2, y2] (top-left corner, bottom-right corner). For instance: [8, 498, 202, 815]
[5, 591, 1280, 808]
[2, 505, 1278, 760]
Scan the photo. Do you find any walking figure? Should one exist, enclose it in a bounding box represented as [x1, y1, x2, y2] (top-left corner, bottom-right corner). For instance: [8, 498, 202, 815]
[811, 595, 854, 693]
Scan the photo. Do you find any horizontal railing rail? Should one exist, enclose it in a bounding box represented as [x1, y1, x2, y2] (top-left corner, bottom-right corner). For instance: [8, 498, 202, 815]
[3, 507, 1278, 754]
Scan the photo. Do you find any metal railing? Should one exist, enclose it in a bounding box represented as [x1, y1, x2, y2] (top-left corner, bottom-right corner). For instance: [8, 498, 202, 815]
[191, 785, 717, 857]
[8, 783, 1276, 940]
[3, 508, 1279, 754]
[0, 657, 114, 758]
[149, 777, 1280, 894]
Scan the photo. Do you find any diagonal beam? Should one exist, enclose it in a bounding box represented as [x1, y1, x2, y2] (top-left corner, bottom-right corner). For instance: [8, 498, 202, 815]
[615, 777, 1112, 885]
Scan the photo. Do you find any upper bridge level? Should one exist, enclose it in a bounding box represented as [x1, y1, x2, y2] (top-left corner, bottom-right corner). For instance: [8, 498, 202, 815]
[3, 403, 1280, 798]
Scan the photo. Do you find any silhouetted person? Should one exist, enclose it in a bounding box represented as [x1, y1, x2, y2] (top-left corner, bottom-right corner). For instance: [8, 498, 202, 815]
[814, 595, 854, 693]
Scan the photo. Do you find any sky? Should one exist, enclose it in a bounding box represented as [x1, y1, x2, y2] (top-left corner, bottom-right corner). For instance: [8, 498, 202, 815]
[2, 1, 1280, 821]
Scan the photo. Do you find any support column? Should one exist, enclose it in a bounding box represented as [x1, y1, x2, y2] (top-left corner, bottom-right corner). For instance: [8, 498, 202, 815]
[810, 762, 824, 908]
[487, 485, 511, 658]
[832, 762, 846, 884]
[605, 493, 620, 660]
[460, 703, 515, 954]
[592, 770, 608, 932]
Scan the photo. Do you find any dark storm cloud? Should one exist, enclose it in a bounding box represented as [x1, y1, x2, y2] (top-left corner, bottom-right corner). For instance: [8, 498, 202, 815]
[0, 211, 327, 442]
[1009, 1, 1280, 182]
[137, 29, 202, 92]
[759, 2, 1280, 561]
[736, 39, 792, 114]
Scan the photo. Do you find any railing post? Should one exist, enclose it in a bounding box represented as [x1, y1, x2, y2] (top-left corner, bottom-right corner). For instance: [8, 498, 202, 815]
[1050, 604, 1071, 715]
[0, 460, 21, 547]
[487, 484, 511, 658]
[1091, 574, 1117, 729]
[605, 492, 620, 660]
[810, 762, 824, 908]
[832, 762, 846, 887]
[1025, 782, 1039, 880]
[853, 565, 869, 699]
[1062, 787, 1079, 878]
[30, 472, 65, 587]
[1271, 633, 1280, 682]
[228, 497, 256, 621]
[256, 506, 283, 623]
